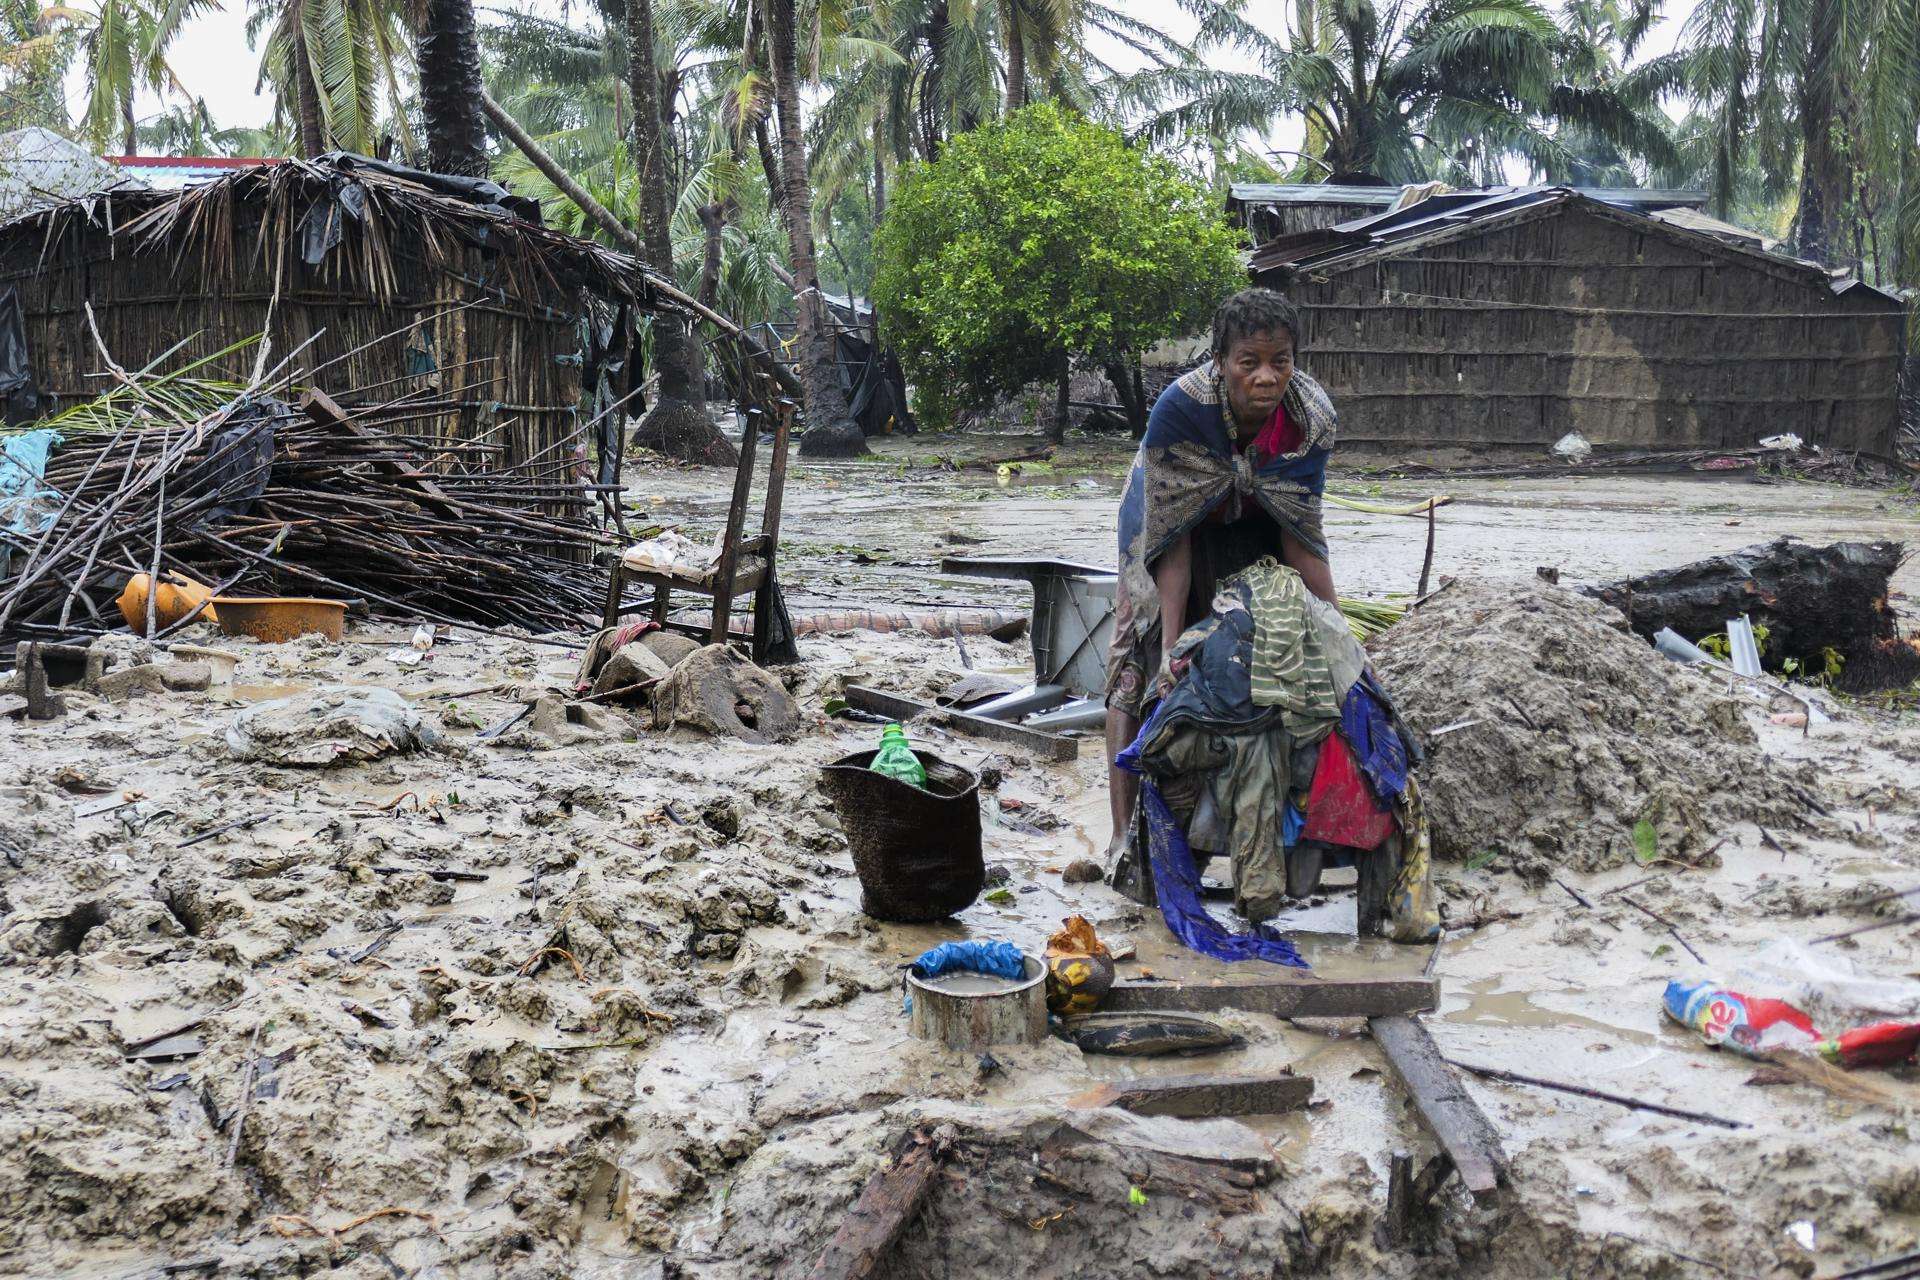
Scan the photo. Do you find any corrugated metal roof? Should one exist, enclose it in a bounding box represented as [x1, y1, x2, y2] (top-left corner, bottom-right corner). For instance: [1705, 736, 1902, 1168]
[1229, 182, 1706, 211]
[104, 155, 282, 190]
[1229, 183, 1402, 206]
[1250, 187, 1894, 308]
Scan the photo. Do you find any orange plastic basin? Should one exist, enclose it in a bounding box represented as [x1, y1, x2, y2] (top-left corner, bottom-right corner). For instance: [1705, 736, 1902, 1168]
[210, 596, 348, 643]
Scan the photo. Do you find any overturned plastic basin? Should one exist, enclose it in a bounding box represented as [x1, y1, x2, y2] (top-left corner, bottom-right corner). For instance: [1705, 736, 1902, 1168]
[906, 953, 1047, 1050]
[211, 597, 347, 644]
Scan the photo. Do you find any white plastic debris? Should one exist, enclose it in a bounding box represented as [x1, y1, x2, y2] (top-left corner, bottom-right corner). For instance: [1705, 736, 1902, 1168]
[621, 529, 721, 579]
[1552, 431, 1593, 463]
[1727, 615, 1763, 678]
[1759, 433, 1804, 451]
[410, 625, 435, 651]
[1786, 1221, 1817, 1252]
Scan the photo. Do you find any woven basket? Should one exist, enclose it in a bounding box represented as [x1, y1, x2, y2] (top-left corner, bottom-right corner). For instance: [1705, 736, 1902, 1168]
[819, 749, 983, 922]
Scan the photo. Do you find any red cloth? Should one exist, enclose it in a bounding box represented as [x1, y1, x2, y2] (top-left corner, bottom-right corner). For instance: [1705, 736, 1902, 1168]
[1301, 733, 1398, 850]
[1251, 402, 1300, 463]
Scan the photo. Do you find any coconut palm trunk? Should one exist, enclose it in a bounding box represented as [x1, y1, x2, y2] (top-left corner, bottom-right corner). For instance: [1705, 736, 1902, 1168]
[1002, 0, 1027, 110]
[764, 0, 865, 456]
[1789, 0, 1845, 264]
[289, 16, 327, 157]
[625, 0, 737, 464]
[417, 0, 489, 176]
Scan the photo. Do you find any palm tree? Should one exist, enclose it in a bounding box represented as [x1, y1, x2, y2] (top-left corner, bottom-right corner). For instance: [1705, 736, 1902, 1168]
[45, 0, 214, 152]
[0, 0, 75, 131]
[248, 0, 415, 157]
[1677, 0, 1920, 271]
[1117, 0, 1675, 185]
[417, 0, 486, 173]
[764, 0, 862, 454]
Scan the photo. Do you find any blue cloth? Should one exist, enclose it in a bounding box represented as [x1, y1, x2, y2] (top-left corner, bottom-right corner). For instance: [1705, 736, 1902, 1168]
[910, 940, 1025, 981]
[1283, 802, 1304, 846]
[1117, 716, 1309, 970]
[1340, 675, 1409, 803]
[0, 428, 61, 575]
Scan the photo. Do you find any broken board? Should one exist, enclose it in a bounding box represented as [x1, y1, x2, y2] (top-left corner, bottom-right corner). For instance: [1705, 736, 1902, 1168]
[1101, 975, 1439, 1020]
[1368, 1014, 1505, 1200]
[1070, 1071, 1314, 1118]
[843, 684, 1077, 762]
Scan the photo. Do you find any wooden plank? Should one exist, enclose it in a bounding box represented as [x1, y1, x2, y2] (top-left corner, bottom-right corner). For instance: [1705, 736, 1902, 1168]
[1101, 976, 1438, 1020]
[807, 1131, 945, 1280]
[843, 684, 1078, 762]
[1070, 1071, 1314, 1118]
[301, 388, 461, 521]
[1368, 1014, 1505, 1201]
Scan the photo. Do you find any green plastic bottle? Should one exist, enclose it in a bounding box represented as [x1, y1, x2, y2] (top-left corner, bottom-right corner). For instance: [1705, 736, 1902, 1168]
[870, 723, 928, 788]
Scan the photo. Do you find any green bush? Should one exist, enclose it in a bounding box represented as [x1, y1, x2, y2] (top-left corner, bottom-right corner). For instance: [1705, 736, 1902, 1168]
[873, 103, 1245, 415]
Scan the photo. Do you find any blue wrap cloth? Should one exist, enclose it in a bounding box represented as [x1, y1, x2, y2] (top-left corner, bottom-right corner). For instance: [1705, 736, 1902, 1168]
[1340, 675, 1409, 803]
[910, 940, 1026, 981]
[1108, 364, 1338, 706]
[1117, 713, 1309, 969]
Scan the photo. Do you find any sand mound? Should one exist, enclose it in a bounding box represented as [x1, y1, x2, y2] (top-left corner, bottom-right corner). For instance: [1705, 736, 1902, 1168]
[1367, 579, 1817, 873]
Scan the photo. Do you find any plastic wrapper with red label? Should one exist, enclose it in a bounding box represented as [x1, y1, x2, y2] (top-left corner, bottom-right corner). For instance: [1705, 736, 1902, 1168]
[1663, 979, 1920, 1068]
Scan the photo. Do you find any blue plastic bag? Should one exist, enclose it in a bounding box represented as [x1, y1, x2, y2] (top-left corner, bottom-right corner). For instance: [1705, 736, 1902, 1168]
[910, 939, 1025, 981]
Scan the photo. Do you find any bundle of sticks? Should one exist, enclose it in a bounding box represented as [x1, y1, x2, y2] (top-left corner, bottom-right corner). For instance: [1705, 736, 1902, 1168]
[1, 363, 621, 651]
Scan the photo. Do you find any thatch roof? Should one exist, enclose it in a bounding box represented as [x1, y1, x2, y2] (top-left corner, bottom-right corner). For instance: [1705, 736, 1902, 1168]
[0, 152, 707, 323]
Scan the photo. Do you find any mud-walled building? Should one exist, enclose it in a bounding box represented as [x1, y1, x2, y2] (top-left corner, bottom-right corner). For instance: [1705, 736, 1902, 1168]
[1247, 187, 1905, 455]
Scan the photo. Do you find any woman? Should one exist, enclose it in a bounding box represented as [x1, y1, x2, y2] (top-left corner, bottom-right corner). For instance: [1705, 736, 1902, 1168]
[1105, 288, 1338, 859]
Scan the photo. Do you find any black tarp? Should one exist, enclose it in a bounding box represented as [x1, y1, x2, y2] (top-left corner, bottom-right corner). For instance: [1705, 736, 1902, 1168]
[0, 288, 40, 425]
[821, 297, 912, 437]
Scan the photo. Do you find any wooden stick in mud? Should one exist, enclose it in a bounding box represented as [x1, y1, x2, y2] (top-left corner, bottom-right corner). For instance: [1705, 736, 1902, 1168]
[1446, 1058, 1748, 1129]
[1618, 896, 1706, 964]
[1416, 501, 1437, 598]
[807, 1129, 947, 1280]
[1068, 1072, 1314, 1118]
[1810, 911, 1920, 946]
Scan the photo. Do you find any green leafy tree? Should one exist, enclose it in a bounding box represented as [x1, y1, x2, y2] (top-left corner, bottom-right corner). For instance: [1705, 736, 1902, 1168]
[873, 103, 1243, 441]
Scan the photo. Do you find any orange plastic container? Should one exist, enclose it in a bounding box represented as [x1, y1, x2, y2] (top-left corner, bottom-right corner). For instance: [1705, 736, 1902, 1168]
[210, 597, 348, 643]
[117, 573, 218, 635]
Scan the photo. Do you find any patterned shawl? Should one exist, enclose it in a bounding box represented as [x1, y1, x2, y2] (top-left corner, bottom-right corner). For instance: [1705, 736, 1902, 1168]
[1108, 363, 1337, 696]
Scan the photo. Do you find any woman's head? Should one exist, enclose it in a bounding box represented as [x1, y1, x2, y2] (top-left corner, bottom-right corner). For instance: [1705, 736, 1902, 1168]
[1211, 288, 1300, 430]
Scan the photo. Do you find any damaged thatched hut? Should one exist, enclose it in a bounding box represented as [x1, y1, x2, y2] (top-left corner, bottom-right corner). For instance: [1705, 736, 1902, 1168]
[0, 153, 709, 461]
[1249, 188, 1905, 455]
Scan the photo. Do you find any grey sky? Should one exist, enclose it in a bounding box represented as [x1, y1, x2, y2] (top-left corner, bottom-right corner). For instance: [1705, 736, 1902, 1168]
[84, 0, 1696, 153]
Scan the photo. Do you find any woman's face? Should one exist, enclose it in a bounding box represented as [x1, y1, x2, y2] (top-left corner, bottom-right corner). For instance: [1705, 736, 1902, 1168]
[1218, 328, 1295, 430]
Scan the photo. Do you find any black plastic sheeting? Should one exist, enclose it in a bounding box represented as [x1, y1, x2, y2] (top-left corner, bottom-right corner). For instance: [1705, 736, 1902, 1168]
[579, 300, 639, 487]
[0, 288, 41, 425]
[300, 152, 545, 266]
[179, 397, 289, 524]
[835, 326, 912, 438]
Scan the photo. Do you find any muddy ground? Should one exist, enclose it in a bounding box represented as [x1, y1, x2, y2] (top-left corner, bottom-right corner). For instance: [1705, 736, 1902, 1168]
[3, 430, 1919, 1280]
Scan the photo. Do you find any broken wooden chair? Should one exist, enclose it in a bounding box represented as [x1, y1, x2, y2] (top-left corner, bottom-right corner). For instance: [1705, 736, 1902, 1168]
[602, 401, 798, 666]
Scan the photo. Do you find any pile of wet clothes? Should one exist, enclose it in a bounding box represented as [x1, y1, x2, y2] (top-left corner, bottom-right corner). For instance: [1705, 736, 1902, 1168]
[1120, 559, 1438, 957]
